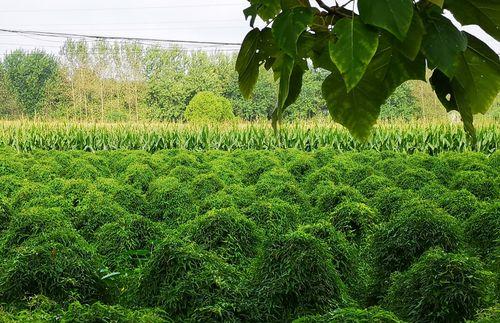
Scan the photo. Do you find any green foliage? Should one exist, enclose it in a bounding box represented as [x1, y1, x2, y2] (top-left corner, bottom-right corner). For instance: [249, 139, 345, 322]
[0, 195, 11, 232]
[464, 202, 500, 258]
[136, 236, 237, 318]
[2, 50, 62, 116]
[239, 0, 500, 140]
[0, 229, 106, 304]
[180, 208, 261, 265]
[122, 163, 155, 192]
[439, 189, 480, 220]
[386, 249, 494, 323]
[370, 187, 417, 221]
[369, 207, 462, 294]
[356, 175, 394, 199]
[380, 83, 421, 121]
[293, 306, 404, 323]
[331, 202, 380, 243]
[184, 91, 234, 123]
[314, 183, 365, 214]
[251, 230, 346, 320]
[243, 198, 300, 235]
[450, 171, 499, 200]
[95, 214, 165, 270]
[146, 176, 194, 222]
[61, 302, 168, 323]
[395, 168, 438, 191]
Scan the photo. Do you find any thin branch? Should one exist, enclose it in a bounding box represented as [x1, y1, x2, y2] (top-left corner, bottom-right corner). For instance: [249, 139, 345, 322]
[316, 0, 335, 14]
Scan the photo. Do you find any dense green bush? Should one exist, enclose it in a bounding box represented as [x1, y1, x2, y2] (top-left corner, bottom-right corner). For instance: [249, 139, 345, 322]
[0, 195, 11, 232]
[184, 91, 234, 123]
[395, 168, 438, 191]
[469, 304, 500, 323]
[369, 208, 462, 295]
[0, 175, 23, 198]
[61, 302, 168, 323]
[379, 82, 421, 121]
[250, 231, 346, 321]
[386, 249, 494, 323]
[450, 171, 499, 200]
[293, 306, 404, 323]
[0, 207, 72, 253]
[439, 189, 481, 220]
[287, 155, 317, 181]
[243, 198, 300, 235]
[95, 214, 165, 270]
[303, 166, 342, 192]
[180, 208, 261, 265]
[331, 202, 380, 243]
[356, 175, 394, 199]
[123, 163, 155, 192]
[95, 178, 145, 215]
[314, 184, 365, 214]
[418, 182, 449, 203]
[464, 202, 500, 259]
[146, 176, 194, 223]
[191, 173, 225, 200]
[74, 190, 129, 240]
[369, 187, 417, 221]
[136, 236, 237, 318]
[0, 229, 106, 304]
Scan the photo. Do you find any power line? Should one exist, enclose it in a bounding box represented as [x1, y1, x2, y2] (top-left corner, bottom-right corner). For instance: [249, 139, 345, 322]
[0, 29, 242, 46]
[0, 3, 243, 13]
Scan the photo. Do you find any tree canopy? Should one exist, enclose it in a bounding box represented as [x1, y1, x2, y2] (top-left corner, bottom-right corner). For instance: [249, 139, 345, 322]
[237, 0, 500, 141]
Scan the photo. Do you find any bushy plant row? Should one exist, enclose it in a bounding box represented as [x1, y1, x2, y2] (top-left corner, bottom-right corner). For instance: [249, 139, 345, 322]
[0, 148, 498, 322]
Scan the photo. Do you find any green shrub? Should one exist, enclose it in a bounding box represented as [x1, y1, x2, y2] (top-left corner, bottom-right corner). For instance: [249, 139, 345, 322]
[0, 229, 106, 304]
[343, 164, 376, 186]
[304, 166, 342, 192]
[95, 214, 165, 270]
[395, 168, 437, 191]
[243, 198, 300, 235]
[180, 208, 261, 265]
[61, 302, 168, 323]
[298, 222, 360, 291]
[137, 237, 237, 318]
[184, 91, 234, 123]
[469, 304, 500, 323]
[74, 190, 129, 240]
[369, 187, 417, 221]
[123, 163, 155, 192]
[250, 231, 346, 320]
[418, 182, 449, 203]
[450, 171, 499, 200]
[0, 207, 72, 253]
[167, 165, 199, 182]
[379, 82, 421, 121]
[10, 182, 53, 210]
[208, 157, 245, 185]
[386, 249, 494, 323]
[314, 184, 365, 214]
[95, 178, 145, 215]
[240, 151, 280, 185]
[25, 162, 59, 182]
[198, 191, 236, 215]
[439, 189, 481, 220]
[293, 306, 404, 323]
[411, 153, 452, 185]
[58, 179, 94, 208]
[0, 157, 24, 177]
[369, 208, 462, 295]
[65, 159, 99, 180]
[0, 195, 11, 232]
[464, 202, 499, 258]
[222, 184, 257, 209]
[356, 175, 394, 199]
[375, 157, 410, 179]
[146, 176, 195, 223]
[331, 202, 380, 243]
[255, 168, 296, 193]
[191, 173, 225, 200]
[287, 155, 317, 181]
[0, 175, 23, 197]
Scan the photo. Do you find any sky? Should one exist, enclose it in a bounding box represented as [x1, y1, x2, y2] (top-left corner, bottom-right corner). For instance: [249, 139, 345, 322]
[0, 0, 498, 57]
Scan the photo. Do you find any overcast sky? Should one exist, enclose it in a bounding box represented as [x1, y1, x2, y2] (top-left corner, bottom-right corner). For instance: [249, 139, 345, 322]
[0, 0, 498, 57]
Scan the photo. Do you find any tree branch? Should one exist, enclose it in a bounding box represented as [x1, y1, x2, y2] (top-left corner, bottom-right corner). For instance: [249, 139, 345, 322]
[316, 0, 335, 14]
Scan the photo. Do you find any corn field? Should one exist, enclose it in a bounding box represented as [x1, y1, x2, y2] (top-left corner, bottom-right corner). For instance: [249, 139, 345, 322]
[0, 120, 497, 154]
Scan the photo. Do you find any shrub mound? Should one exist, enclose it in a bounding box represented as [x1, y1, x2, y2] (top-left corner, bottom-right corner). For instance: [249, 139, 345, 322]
[180, 208, 261, 264]
[386, 249, 494, 323]
[95, 214, 165, 270]
[251, 230, 346, 320]
[331, 202, 379, 243]
[243, 198, 300, 234]
[395, 168, 437, 191]
[137, 237, 237, 318]
[0, 229, 106, 303]
[293, 307, 404, 323]
[369, 208, 462, 294]
[464, 202, 500, 258]
[0, 195, 11, 232]
[123, 163, 155, 192]
[450, 170, 499, 200]
[369, 187, 416, 221]
[356, 175, 394, 198]
[191, 173, 225, 199]
[439, 189, 480, 220]
[314, 184, 365, 214]
[146, 177, 194, 222]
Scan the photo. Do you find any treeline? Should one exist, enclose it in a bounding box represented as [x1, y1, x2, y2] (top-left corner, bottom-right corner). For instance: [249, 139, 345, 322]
[0, 39, 446, 122]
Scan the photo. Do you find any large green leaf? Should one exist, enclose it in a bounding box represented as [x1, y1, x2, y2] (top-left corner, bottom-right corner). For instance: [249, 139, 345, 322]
[236, 29, 261, 99]
[322, 40, 425, 140]
[454, 34, 500, 115]
[248, 0, 281, 21]
[428, 0, 444, 8]
[444, 0, 500, 41]
[358, 0, 414, 41]
[421, 13, 467, 78]
[394, 11, 425, 61]
[272, 7, 314, 57]
[429, 35, 500, 142]
[329, 17, 379, 92]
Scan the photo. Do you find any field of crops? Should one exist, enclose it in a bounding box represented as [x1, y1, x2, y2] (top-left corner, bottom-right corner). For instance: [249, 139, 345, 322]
[0, 120, 498, 154]
[0, 146, 498, 322]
